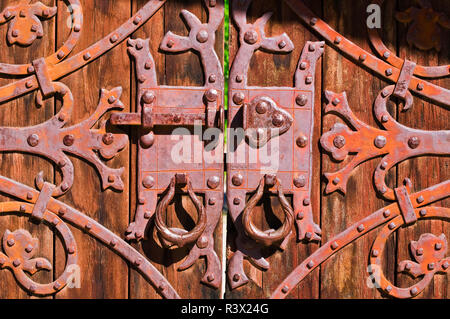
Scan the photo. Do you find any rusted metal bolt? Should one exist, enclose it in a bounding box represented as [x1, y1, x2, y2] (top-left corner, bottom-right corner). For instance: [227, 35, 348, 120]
[380, 161, 388, 170]
[331, 242, 339, 250]
[20, 205, 26, 212]
[333, 135, 346, 149]
[209, 0, 217, 7]
[61, 183, 69, 192]
[332, 177, 340, 185]
[207, 274, 215, 282]
[196, 30, 209, 43]
[58, 208, 66, 216]
[205, 89, 218, 102]
[233, 92, 245, 105]
[294, 175, 306, 188]
[31, 24, 38, 32]
[85, 223, 92, 231]
[27, 134, 40, 147]
[357, 224, 365, 232]
[3, 10, 11, 19]
[207, 176, 220, 189]
[303, 198, 310, 206]
[307, 260, 315, 269]
[232, 174, 243, 186]
[83, 52, 91, 61]
[142, 92, 155, 104]
[296, 212, 304, 220]
[416, 195, 424, 204]
[383, 51, 390, 59]
[305, 76, 313, 84]
[381, 115, 389, 123]
[435, 243, 442, 250]
[12, 30, 19, 37]
[410, 287, 418, 296]
[407, 136, 420, 149]
[135, 42, 143, 50]
[386, 285, 393, 293]
[244, 30, 258, 44]
[13, 259, 21, 267]
[372, 250, 379, 257]
[416, 248, 423, 256]
[57, 51, 65, 59]
[233, 198, 241, 205]
[25, 245, 34, 253]
[208, 198, 216, 206]
[310, 17, 317, 25]
[134, 258, 142, 266]
[308, 43, 315, 51]
[102, 133, 114, 145]
[63, 134, 75, 146]
[405, 263, 411, 270]
[334, 36, 342, 44]
[108, 175, 115, 183]
[235, 75, 243, 82]
[19, 10, 26, 17]
[419, 209, 427, 216]
[442, 262, 449, 270]
[208, 74, 216, 83]
[296, 94, 308, 106]
[7, 239, 15, 247]
[233, 274, 240, 282]
[73, 24, 81, 32]
[110, 34, 119, 43]
[278, 40, 287, 49]
[416, 83, 424, 91]
[383, 210, 391, 218]
[110, 239, 118, 247]
[281, 286, 289, 293]
[359, 54, 367, 61]
[140, 133, 155, 149]
[255, 101, 268, 114]
[428, 263, 435, 270]
[388, 222, 396, 230]
[296, 135, 308, 148]
[166, 40, 174, 48]
[272, 113, 284, 127]
[385, 68, 393, 76]
[145, 61, 152, 70]
[305, 232, 313, 240]
[25, 81, 33, 88]
[27, 192, 33, 200]
[381, 89, 389, 98]
[299, 62, 307, 70]
[142, 176, 155, 189]
[332, 98, 340, 106]
[68, 246, 75, 254]
[374, 135, 387, 149]
[133, 16, 142, 25]
[144, 211, 151, 219]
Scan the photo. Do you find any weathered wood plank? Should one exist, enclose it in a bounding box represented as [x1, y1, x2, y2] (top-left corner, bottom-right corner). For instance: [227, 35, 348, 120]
[54, 0, 130, 299]
[0, 0, 55, 299]
[320, 0, 397, 298]
[395, 0, 449, 300]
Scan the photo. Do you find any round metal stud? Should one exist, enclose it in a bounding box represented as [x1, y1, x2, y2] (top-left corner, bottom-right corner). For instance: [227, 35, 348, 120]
[232, 174, 243, 187]
[333, 135, 346, 149]
[142, 92, 155, 104]
[374, 135, 387, 149]
[233, 92, 245, 105]
[244, 30, 258, 44]
[27, 134, 39, 147]
[102, 133, 114, 145]
[408, 136, 420, 149]
[255, 101, 268, 114]
[272, 113, 284, 127]
[196, 30, 209, 43]
[205, 89, 218, 102]
[63, 134, 75, 147]
[294, 175, 306, 188]
[142, 176, 155, 189]
[296, 94, 308, 106]
[207, 176, 220, 189]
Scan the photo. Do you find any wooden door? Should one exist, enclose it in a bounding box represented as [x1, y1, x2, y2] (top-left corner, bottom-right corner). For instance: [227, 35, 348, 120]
[0, 0, 447, 300]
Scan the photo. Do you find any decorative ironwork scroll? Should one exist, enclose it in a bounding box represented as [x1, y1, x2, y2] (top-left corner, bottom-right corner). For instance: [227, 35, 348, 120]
[270, 0, 450, 299]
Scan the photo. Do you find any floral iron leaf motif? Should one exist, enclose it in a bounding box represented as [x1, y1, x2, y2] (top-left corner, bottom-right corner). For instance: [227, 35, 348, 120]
[398, 233, 449, 278]
[396, 0, 450, 51]
[0, 1, 57, 46]
[0, 229, 52, 276]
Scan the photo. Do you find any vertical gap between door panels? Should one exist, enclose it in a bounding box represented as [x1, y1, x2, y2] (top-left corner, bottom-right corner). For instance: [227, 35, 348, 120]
[318, 0, 324, 301]
[52, 0, 58, 300]
[128, 0, 133, 301]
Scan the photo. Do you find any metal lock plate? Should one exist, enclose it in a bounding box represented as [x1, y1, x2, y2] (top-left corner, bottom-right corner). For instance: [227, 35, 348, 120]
[226, 0, 323, 289]
[110, 0, 225, 289]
